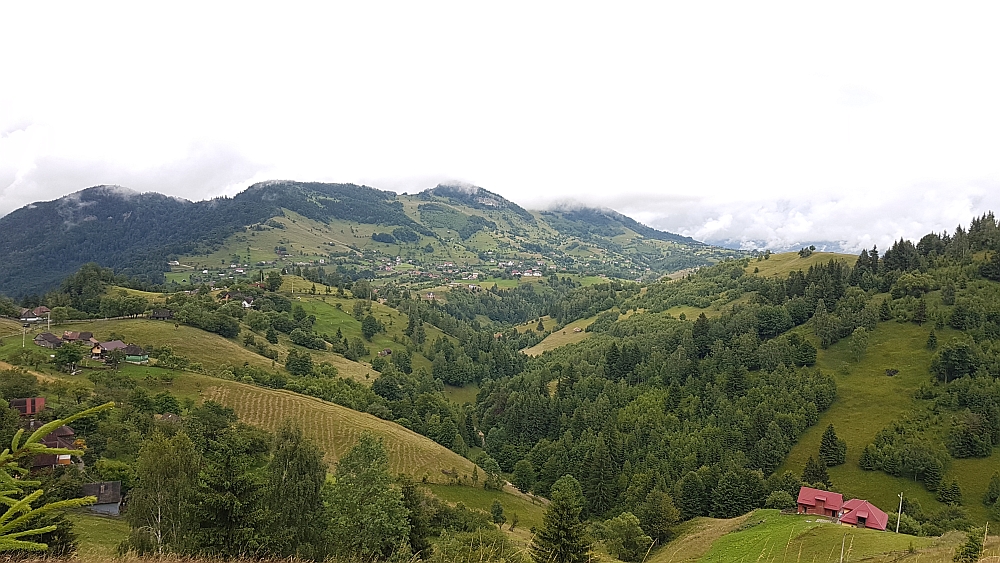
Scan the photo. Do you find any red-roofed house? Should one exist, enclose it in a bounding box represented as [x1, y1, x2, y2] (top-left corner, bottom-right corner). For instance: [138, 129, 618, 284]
[840, 499, 888, 531]
[797, 487, 843, 518]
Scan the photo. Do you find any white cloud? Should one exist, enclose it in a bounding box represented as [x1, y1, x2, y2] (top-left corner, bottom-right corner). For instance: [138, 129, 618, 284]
[2, 2, 1000, 248]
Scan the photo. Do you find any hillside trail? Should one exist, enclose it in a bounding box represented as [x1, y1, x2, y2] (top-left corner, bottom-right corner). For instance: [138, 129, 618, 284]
[0, 360, 58, 382]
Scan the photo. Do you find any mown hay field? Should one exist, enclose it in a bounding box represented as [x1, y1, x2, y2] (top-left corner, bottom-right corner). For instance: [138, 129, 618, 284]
[203, 381, 476, 481]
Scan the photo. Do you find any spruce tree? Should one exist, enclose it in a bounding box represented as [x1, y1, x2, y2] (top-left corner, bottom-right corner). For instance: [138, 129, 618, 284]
[585, 435, 618, 516]
[983, 471, 1000, 507]
[819, 424, 847, 467]
[914, 298, 927, 325]
[711, 471, 748, 518]
[801, 456, 830, 487]
[266, 422, 328, 559]
[927, 330, 938, 350]
[530, 475, 592, 563]
[858, 444, 877, 471]
[674, 471, 705, 520]
[953, 527, 985, 562]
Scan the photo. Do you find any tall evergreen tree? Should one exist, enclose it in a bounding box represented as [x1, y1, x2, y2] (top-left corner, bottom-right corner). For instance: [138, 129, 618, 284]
[819, 424, 847, 467]
[530, 475, 592, 563]
[801, 456, 830, 487]
[266, 422, 328, 559]
[674, 471, 705, 520]
[585, 435, 618, 516]
[192, 425, 270, 557]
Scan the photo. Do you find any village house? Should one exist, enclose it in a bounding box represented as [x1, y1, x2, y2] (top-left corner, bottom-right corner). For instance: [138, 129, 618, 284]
[62, 331, 95, 344]
[839, 499, 889, 531]
[796, 486, 843, 518]
[33, 332, 63, 349]
[26, 421, 77, 470]
[82, 481, 123, 516]
[124, 344, 149, 364]
[19, 306, 51, 323]
[150, 308, 174, 320]
[92, 340, 127, 360]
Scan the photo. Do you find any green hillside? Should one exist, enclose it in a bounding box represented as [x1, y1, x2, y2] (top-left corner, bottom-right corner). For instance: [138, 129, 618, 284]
[655, 509, 995, 563]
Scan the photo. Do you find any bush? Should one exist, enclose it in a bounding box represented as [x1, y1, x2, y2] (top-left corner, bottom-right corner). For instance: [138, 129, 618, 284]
[764, 490, 796, 510]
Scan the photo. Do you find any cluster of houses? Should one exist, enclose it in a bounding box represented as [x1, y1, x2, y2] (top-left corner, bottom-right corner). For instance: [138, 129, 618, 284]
[32, 330, 149, 364]
[10, 397, 123, 515]
[797, 486, 890, 531]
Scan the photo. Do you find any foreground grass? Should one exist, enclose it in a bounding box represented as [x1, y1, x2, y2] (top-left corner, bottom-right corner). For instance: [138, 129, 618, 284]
[68, 510, 130, 558]
[697, 510, 936, 563]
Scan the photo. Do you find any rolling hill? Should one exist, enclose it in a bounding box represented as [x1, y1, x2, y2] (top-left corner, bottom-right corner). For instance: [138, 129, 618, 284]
[0, 181, 740, 297]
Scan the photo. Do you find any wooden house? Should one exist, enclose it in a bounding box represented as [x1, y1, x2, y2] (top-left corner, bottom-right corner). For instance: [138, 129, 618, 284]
[796, 486, 843, 518]
[33, 332, 63, 349]
[840, 499, 888, 531]
[82, 481, 123, 516]
[92, 340, 127, 359]
[124, 344, 149, 364]
[150, 309, 174, 320]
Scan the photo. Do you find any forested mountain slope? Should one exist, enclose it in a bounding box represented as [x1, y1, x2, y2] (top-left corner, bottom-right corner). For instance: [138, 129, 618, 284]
[0, 181, 738, 297]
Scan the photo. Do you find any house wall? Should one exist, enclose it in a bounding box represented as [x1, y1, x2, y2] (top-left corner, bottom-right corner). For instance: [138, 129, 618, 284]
[89, 503, 120, 516]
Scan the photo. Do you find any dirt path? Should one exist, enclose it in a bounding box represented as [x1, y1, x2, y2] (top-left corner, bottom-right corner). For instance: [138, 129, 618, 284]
[0, 360, 58, 382]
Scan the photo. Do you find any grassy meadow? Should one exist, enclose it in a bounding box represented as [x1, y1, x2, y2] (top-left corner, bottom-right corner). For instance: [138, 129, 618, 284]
[746, 252, 854, 278]
[778, 317, 998, 522]
[522, 314, 596, 356]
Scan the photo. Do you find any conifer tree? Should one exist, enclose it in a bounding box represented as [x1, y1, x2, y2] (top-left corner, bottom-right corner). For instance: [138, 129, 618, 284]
[801, 456, 830, 487]
[927, 329, 938, 350]
[983, 471, 1000, 507]
[266, 422, 327, 559]
[530, 475, 591, 563]
[674, 471, 705, 520]
[953, 527, 984, 563]
[914, 298, 928, 325]
[585, 436, 618, 516]
[819, 424, 847, 466]
[858, 444, 877, 471]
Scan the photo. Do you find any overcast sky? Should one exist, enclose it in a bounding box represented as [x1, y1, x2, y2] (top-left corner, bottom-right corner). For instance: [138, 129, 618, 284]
[3, 3, 1000, 251]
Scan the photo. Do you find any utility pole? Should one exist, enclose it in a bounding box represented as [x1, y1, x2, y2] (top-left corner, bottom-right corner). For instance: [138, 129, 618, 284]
[896, 492, 903, 533]
[47, 311, 51, 332]
[22, 324, 27, 348]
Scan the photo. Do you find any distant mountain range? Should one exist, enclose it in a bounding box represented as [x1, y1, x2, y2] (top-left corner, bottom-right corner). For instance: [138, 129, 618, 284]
[0, 181, 740, 297]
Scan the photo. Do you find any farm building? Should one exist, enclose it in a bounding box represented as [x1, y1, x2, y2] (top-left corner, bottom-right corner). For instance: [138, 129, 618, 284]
[150, 308, 174, 320]
[82, 481, 123, 516]
[33, 333, 63, 349]
[62, 331, 95, 343]
[840, 499, 889, 531]
[797, 486, 843, 518]
[19, 306, 51, 322]
[9, 397, 45, 416]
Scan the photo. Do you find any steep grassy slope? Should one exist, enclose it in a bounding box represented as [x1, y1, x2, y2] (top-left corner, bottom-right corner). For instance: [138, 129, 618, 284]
[522, 314, 596, 356]
[202, 381, 475, 481]
[779, 319, 999, 523]
[682, 510, 941, 563]
[746, 251, 854, 277]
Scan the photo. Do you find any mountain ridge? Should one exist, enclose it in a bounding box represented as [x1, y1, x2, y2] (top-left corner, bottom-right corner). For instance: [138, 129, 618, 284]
[0, 181, 739, 297]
